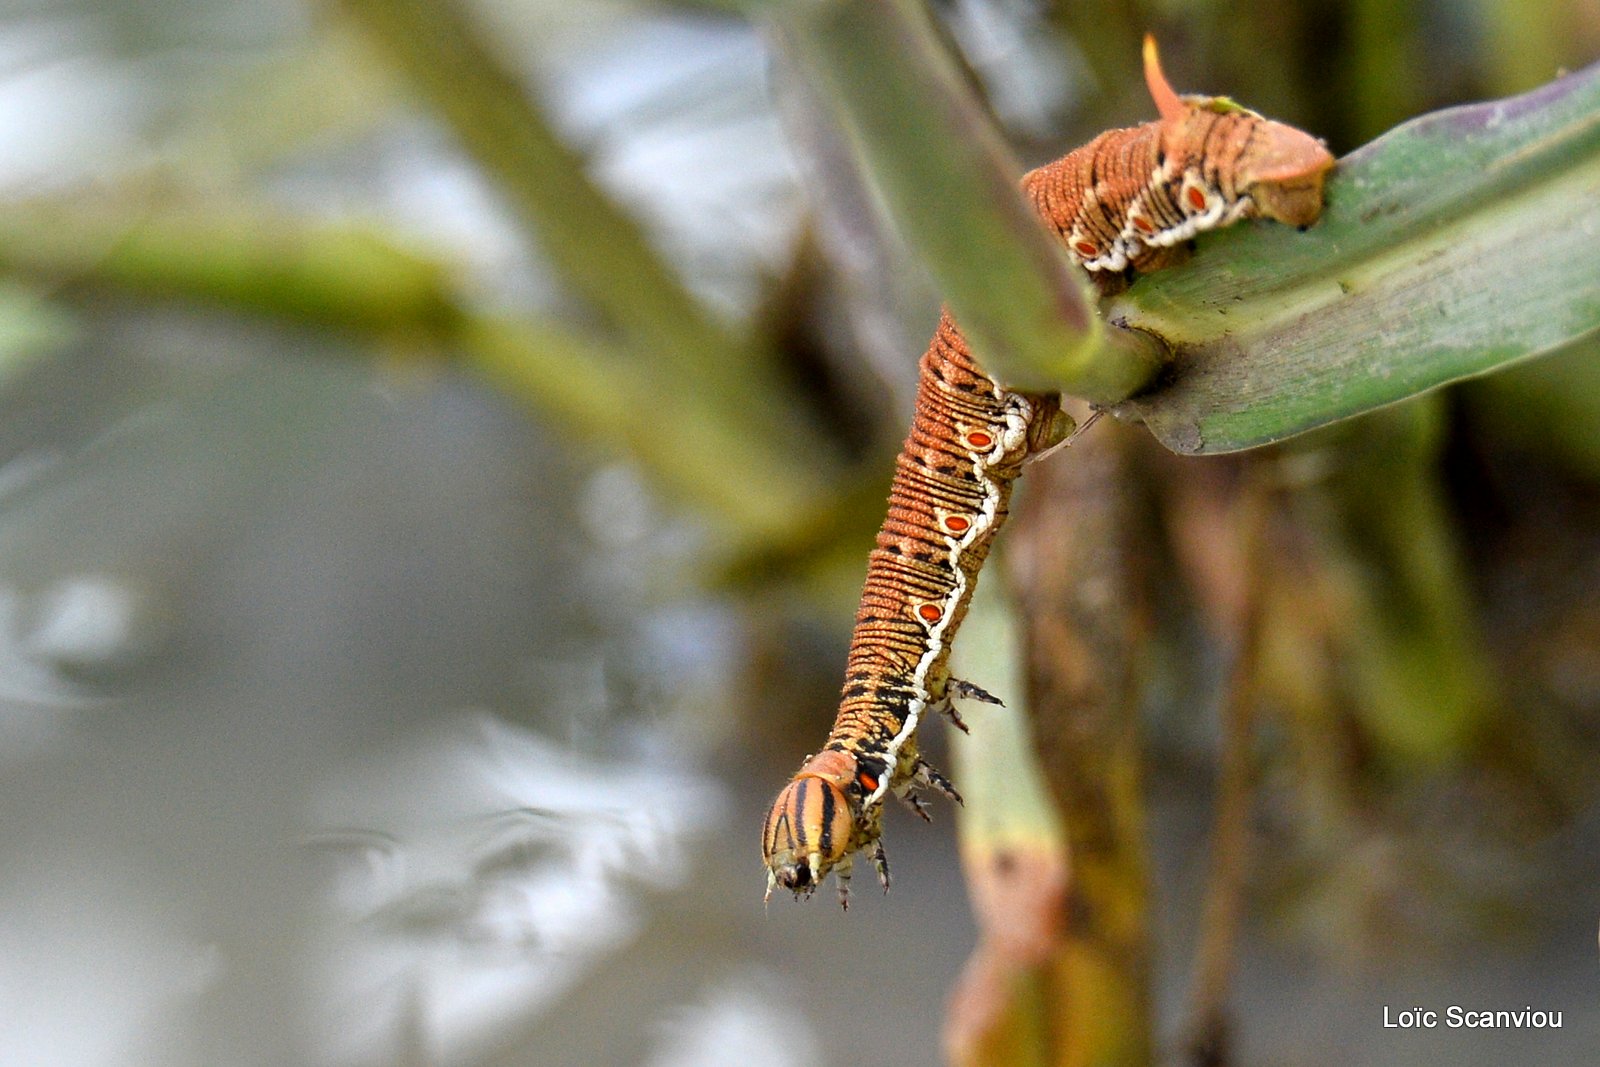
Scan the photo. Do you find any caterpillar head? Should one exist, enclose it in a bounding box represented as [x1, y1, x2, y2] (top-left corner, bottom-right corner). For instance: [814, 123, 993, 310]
[1144, 34, 1334, 228]
[1233, 120, 1335, 228]
[761, 749, 861, 901]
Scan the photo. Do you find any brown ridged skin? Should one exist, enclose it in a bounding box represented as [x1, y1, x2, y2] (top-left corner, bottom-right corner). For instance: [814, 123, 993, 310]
[763, 79, 1333, 901]
[1024, 106, 1332, 279]
[763, 319, 1038, 900]
[823, 314, 1043, 760]
[1027, 122, 1166, 269]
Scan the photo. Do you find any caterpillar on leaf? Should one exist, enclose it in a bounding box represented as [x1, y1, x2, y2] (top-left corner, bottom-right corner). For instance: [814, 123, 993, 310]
[762, 37, 1334, 907]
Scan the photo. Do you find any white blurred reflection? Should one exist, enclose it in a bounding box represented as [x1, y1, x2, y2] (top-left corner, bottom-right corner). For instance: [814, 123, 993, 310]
[305, 714, 723, 1066]
[0, 584, 110, 764]
[0, 847, 220, 1067]
[644, 970, 820, 1067]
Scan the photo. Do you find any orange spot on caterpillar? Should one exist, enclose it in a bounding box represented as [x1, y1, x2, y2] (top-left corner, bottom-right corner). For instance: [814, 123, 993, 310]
[917, 603, 943, 623]
[1074, 240, 1099, 258]
[944, 515, 971, 533]
[858, 771, 879, 792]
[965, 431, 994, 449]
[1187, 186, 1209, 211]
[1131, 215, 1156, 234]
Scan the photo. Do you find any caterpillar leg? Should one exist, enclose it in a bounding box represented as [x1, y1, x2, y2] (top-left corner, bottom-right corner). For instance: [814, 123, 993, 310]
[1024, 404, 1076, 461]
[948, 677, 1004, 706]
[933, 677, 1005, 733]
[931, 697, 970, 734]
[835, 856, 853, 910]
[914, 758, 963, 805]
[872, 840, 891, 892]
[889, 756, 963, 830]
[898, 790, 933, 821]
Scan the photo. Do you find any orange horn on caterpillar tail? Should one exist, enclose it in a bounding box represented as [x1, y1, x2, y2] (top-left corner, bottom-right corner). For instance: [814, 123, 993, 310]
[1143, 34, 1185, 121]
[1139, 33, 1335, 228]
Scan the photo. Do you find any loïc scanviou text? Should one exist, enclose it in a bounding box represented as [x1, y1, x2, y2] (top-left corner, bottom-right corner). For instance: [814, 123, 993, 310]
[1383, 1005, 1563, 1029]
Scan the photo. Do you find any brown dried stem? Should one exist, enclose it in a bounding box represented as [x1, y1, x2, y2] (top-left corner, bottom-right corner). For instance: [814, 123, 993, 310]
[1180, 472, 1270, 1067]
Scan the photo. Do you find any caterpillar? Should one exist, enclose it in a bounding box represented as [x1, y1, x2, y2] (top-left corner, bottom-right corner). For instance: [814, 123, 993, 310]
[762, 38, 1333, 907]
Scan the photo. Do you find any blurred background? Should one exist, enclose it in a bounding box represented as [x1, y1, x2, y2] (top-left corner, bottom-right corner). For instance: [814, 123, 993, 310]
[0, 1, 1596, 1065]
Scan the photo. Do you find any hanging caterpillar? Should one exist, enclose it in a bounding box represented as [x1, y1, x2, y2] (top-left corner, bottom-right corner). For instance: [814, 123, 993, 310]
[762, 38, 1334, 907]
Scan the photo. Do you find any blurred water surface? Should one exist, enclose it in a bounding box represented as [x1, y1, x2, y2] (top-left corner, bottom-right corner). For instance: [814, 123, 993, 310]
[0, 5, 979, 1063]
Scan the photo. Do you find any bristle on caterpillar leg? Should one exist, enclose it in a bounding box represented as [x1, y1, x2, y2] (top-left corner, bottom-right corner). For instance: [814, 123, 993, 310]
[933, 698, 970, 734]
[899, 790, 932, 821]
[914, 758, 963, 805]
[949, 680, 1004, 705]
[948, 678, 1004, 706]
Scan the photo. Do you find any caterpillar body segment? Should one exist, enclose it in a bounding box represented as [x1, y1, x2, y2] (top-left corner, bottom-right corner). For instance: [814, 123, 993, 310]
[762, 39, 1333, 906]
[761, 316, 1052, 909]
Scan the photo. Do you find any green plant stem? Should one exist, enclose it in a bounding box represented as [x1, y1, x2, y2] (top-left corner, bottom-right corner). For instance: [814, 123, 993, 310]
[322, 0, 822, 452]
[946, 570, 1073, 1067]
[460, 316, 835, 543]
[0, 200, 460, 337]
[0, 197, 836, 547]
[1287, 404, 1496, 766]
[770, 0, 1164, 401]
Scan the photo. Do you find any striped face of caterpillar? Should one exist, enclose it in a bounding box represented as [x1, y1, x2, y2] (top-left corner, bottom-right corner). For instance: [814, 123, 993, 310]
[762, 38, 1332, 908]
[761, 750, 871, 899]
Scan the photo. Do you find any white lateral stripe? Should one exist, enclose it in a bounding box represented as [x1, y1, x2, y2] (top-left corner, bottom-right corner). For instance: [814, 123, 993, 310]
[863, 385, 1032, 811]
[1066, 177, 1256, 272]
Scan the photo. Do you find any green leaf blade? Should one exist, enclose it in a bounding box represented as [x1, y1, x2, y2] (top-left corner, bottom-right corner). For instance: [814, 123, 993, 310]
[1114, 59, 1600, 453]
